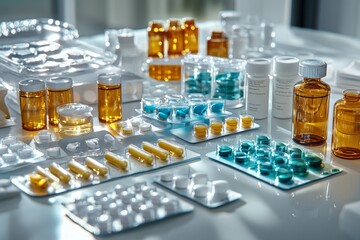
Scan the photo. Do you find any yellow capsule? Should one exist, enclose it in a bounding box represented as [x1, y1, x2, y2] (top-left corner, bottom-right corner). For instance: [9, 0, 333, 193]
[193, 124, 208, 138]
[104, 152, 129, 170]
[225, 117, 239, 131]
[210, 120, 223, 135]
[48, 162, 72, 184]
[29, 173, 50, 189]
[142, 141, 169, 161]
[157, 138, 184, 157]
[35, 166, 58, 183]
[84, 157, 108, 176]
[241, 115, 253, 128]
[128, 144, 154, 165]
[68, 160, 92, 179]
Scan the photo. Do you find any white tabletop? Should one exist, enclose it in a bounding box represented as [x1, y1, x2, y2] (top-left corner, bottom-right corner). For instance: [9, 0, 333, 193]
[0, 24, 360, 240]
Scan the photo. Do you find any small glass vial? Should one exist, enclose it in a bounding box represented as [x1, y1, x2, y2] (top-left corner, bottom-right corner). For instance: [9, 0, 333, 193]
[147, 20, 165, 58]
[167, 18, 184, 57]
[272, 56, 299, 118]
[230, 25, 248, 59]
[245, 58, 271, 119]
[261, 21, 276, 51]
[292, 59, 330, 146]
[19, 79, 46, 131]
[98, 73, 122, 123]
[219, 11, 242, 37]
[57, 103, 93, 137]
[331, 89, 360, 159]
[46, 77, 74, 125]
[207, 30, 228, 58]
[182, 17, 199, 54]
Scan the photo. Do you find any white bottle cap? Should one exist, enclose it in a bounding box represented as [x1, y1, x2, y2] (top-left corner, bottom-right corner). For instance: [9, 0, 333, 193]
[46, 77, 73, 90]
[98, 73, 121, 85]
[246, 58, 271, 77]
[273, 56, 299, 76]
[299, 59, 327, 78]
[19, 79, 45, 92]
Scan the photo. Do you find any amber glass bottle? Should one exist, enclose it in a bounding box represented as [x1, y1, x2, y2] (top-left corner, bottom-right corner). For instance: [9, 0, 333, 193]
[167, 18, 184, 57]
[182, 17, 199, 54]
[147, 20, 165, 58]
[207, 30, 228, 58]
[292, 59, 330, 146]
[332, 89, 360, 159]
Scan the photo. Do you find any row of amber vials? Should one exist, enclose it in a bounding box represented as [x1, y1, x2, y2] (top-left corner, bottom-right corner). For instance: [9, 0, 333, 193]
[147, 17, 199, 58]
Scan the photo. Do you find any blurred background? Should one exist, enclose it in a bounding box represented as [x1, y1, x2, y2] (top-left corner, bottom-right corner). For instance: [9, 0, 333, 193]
[1, 0, 360, 37]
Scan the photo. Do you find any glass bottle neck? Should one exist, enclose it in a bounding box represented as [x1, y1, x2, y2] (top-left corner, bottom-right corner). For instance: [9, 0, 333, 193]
[303, 77, 322, 82]
[343, 90, 360, 102]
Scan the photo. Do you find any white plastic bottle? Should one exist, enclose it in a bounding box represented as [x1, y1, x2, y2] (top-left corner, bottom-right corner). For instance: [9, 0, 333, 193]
[272, 56, 299, 118]
[245, 58, 271, 119]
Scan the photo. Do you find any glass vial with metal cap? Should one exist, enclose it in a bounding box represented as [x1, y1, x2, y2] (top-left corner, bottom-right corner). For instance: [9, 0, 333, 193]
[292, 59, 330, 146]
[245, 58, 271, 119]
[46, 77, 74, 125]
[147, 20, 165, 58]
[207, 30, 228, 58]
[182, 17, 199, 54]
[19, 79, 47, 131]
[272, 56, 299, 118]
[167, 18, 184, 57]
[98, 73, 122, 123]
[331, 89, 360, 159]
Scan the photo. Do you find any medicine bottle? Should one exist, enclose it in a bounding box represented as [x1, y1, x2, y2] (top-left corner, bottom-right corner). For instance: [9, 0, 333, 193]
[182, 17, 198, 54]
[245, 58, 271, 119]
[46, 77, 74, 125]
[147, 20, 165, 58]
[292, 59, 330, 146]
[219, 11, 242, 37]
[167, 19, 184, 57]
[98, 73, 122, 123]
[272, 56, 299, 118]
[331, 89, 360, 159]
[207, 30, 228, 58]
[19, 79, 47, 131]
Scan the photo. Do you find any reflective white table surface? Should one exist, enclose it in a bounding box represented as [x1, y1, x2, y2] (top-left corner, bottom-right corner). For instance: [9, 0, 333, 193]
[0, 25, 359, 240]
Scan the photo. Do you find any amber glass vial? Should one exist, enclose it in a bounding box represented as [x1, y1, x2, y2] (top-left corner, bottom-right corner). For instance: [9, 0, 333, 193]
[46, 77, 74, 125]
[167, 18, 184, 57]
[292, 59, 330, 146]
[207, 30, 228, 58]
[98, 73, 122, 123]
[147, 20, 165, 58]
[148, 58, 181, 81]
[182, 17, 199, 54]
[19, 79, 47, 131]
[332, 89, 360, 159]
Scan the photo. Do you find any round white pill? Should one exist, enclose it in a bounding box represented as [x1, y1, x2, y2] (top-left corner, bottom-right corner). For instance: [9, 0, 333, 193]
[104, 134, 115, 145]
[93, 190, 105, 201]
[120, 191, 135, 205]
[66, 142, 80, 153]
[131, 118, 141, 128]
[97, 214, 112, 233]
[2, 153, 17, 164]
[174, 176, 188, 189]
[86, 205, 101, 225]
[108, 202, 118, 218]
[131, 199, 145, 212]
[46, 147, 61, 158]
[0, 146, 8, 155]
[17, 148, 32, 159]
[191, 172, 208, 185]
[212, 180, 230, 199]
[161, 172, 174, 182]
[140, 123, 152, 132]
[100, 196, 111, 210]
[150, 192, 166, 206]
[162, 198, 180, 214]
[85, 138, 99, 149]
[193, 184, 209, 198]
[140, 206, 156, 221]
[119, 210, 135, 228]
[114, 184, 126, 195]
[142, 186, 157, 199]
[133, 181, 147, 192]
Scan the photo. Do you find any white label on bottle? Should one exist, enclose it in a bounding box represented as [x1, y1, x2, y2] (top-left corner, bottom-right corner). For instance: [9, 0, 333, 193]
[246, 76, 269, 119]
[272, 77, 296, 118]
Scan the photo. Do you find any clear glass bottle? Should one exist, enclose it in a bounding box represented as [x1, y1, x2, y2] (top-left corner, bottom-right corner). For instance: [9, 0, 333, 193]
[245, 58, 271, 119]
[292, 59, 330, 146]
[207, 30, 228, 58]
[147, 20, 165, 58]
[331, 89, 360, 159]
[46, 77, 74, 125]
[167, 18, 184, 57]
[230, 25, 248, 59]
[182, 17, 199, 54]
[98, 73, 122, 123]
[219, 11, 242, 37]
[272, 56, 299, 118]
[19, 79, 47, 131]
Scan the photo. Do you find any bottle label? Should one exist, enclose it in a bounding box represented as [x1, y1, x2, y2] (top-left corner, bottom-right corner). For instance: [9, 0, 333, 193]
[246, 77, 269, 119]
[272, 77, 296, 118]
